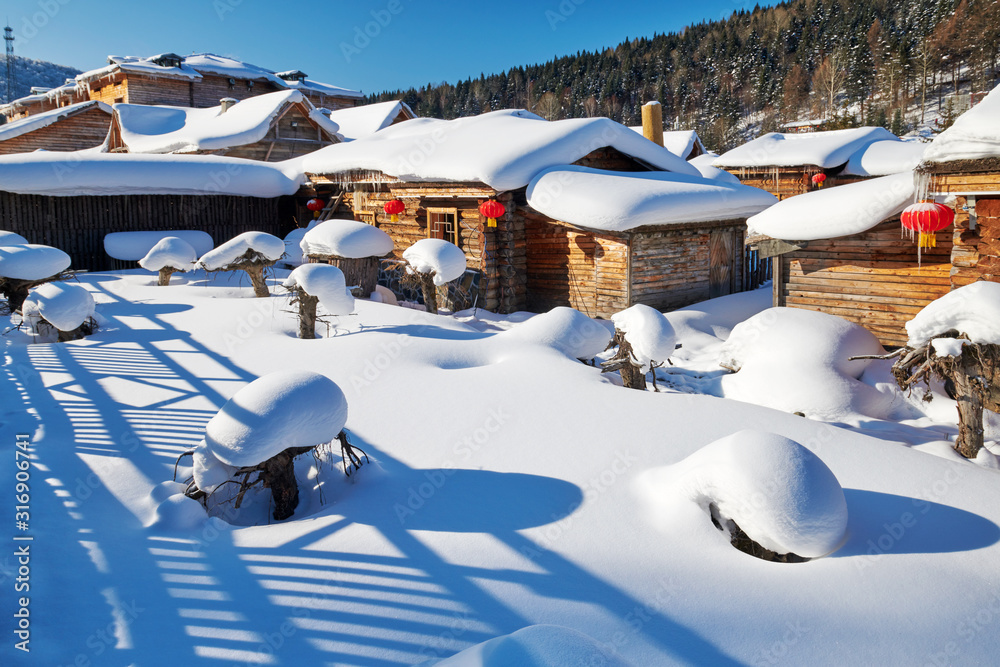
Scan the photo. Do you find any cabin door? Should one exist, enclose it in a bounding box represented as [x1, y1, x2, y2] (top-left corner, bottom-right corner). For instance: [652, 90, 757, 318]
[709, 230, 737, 299]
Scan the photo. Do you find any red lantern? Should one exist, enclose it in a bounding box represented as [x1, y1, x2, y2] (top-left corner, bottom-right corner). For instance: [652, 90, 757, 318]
[306, 198, 324, 218]
[383, 198, 405, 222]
[901, 201, 955, 249]
[479, 199, 505, 228]
[811, 173, 827, 188]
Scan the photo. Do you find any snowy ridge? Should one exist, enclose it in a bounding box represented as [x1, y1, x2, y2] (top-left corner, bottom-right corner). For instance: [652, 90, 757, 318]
[323, 100, 414, 141]
[714, 127, 900, 169]
[843, 140, 927, 177]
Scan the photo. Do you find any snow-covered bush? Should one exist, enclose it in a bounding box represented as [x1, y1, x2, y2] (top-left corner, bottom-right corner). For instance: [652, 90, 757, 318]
[637, 430, 848, 561]
[282, 264, 355, 339]
[22, 282, 96, 342]
[196, 231, 284, 298]
[0, 243, 72, 312]
[505, 306, 611, 361]
[138, 236, 197, 286]
[401, 239, 467, 314]
[602, 304, 677, 390]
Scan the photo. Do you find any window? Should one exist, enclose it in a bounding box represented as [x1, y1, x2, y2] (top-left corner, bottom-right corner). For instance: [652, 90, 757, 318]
[427, 207, 458, 245]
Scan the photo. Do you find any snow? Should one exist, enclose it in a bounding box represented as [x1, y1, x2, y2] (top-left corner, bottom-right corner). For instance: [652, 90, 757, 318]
[0, 230, 29, 246]
[932, 338, 967, 358]
[719, 307, 894, 421]
[636, 430, 848, 558]
[323, 100, 414, 141]
[299, 109, 701, 191]
[686, 154, 742, 185]
[191, 442, 236, 496]
[747, 172, 915, 240]
[923, 83, 1000, 163]
[299, 219, 394, 259]
[526, 165, 777, 232]
[113, 90, 328, 154]
[137, 236, 198, 272]
[843, 140, 927, 176]
[282, 263, 355, 316]
[714, 127, 900, 168]
[21, 281, 95, 331]
[503, 307, 612, 360]
[906, 281, 1000, 347]
[611, 304, 678, 372]
[403, 238, 468, 285]
[628, 127, 705, 159]
[104, 230, 213, 261]
[196, 231, 285, 271]
[203, 370, 348, 468]
[0, 152, 302, 197]
[0, 243, 71, 280]
[279, 222, 319, 268]
[426, 624, 634, 667]
[0, 101, 110, 143]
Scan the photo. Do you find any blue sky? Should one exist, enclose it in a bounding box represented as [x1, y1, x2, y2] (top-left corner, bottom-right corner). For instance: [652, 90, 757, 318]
[6, 0, 770, 94]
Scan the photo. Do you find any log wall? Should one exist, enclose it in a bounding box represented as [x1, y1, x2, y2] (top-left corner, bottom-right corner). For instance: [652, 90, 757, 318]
[777, 218, 953, 347]
[725, 167, 862, 200]
[222, 105, 335, 161]
[950, 195, 1000, 288]
[0, 191, 288, 271]
[0, 107, 111, 154]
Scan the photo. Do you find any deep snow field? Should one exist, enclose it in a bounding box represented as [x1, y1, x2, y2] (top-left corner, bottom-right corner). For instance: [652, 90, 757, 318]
[3, 268, 1000, 666]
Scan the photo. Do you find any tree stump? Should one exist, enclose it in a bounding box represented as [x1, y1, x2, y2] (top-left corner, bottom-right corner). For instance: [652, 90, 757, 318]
[419, 273, 439, 314]
[158, 267, 178, 286]
[601, 330, 647, 390]
[954, 351, 986, 459]
[297, 292, 318, 339]
[259, 447, 310, 521]
[244, 263, 270, 298]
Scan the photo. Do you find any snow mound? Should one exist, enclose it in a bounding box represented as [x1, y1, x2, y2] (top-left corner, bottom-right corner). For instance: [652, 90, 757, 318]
[204, 370, 348, 468]
[22, 281, 95, 332]
[403, 239, 467, 285]
[138, 236, 197, 272]
[747, 172, 915, 241]
[282, 264, 355, 316]
[300, 219, 394, 259]
[198, 231, 284, 271]
[923, 83, 1000, 163]
[719, 308, 893, 421]
[612, 304, 677, 372]
[906, 281, 1000, 347]
[637, 430, 848, 559]
[504, 307, 611, 360]
[324, 100, 413, 141]
[105, 230, 213, 261]
[0, 231, 29, 246]
[149, 493, 206, 531]
[687, 157, 742, 185]
[843, 140, 926, 176]
[714, 127, 899, 169]
[192, 441, 237, 495]
[427, 624, 633, 667]
[0, 244, 71, 280]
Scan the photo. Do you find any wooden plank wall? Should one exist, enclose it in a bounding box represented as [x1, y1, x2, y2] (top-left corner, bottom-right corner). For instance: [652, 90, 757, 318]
[224, 105, 334, 161]
[778, 218, 953, 347]
[726, 167, 863, 200]
[951, 194, 1000, 287]
[0, 191, 286, 271]
[0, 107, 112, 154]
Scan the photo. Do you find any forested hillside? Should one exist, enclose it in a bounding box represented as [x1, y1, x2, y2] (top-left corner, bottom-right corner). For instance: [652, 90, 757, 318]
[0, 55, 81, 104]
[367, 0, 1000, 150]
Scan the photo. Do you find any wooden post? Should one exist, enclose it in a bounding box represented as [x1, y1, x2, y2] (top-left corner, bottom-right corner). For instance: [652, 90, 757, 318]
[641, 101, 664, 147]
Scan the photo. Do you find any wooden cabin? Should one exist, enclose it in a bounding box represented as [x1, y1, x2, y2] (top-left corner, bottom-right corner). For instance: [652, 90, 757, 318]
[105, 91, 339, 161]
[0, 81, 89, 123]
[0, 101, 112, 154]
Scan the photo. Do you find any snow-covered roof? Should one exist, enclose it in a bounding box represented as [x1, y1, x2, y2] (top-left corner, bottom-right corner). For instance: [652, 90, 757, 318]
[714, 127, 899, 169]
[111, 90, 338, 154]
[747, 172, 914, 241]
[688, 154, 742, 185]
[322, 101, 414, 141]
[843, 140, 927, 176]
[0, 152, 302, 197]
[629, 127, 705, 158]
[300, 109, 700, 191]
[0, 101, 110, 143]
[922, 83, 1000, 164]
[525, 165, 777, 232]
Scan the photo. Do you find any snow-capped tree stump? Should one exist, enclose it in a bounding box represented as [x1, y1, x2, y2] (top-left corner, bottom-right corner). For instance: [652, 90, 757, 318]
[602, 330, 647, 390]
[196, 232, 284, 298]
[139, 236, 197, 287]
[295, 292, 319, 339]
[402, 239, 467, 315]
[418, 272, 439, 314]
[0, 244, 73, 313]
[282, 264, 355, 339]
[1, 274, 69, 314]
[22, 282, 97, 343]
[601, 304, 677, 391]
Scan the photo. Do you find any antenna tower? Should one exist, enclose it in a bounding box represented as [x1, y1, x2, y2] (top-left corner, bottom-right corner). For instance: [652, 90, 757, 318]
[4, 24, 15, 104]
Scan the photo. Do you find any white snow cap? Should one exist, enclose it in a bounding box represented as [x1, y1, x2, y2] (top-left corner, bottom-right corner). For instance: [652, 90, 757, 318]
[204, 370, 348, 468]
[197, 231, 284, 271]
[629, 127, 706, 159]
[403, 239, 467, 285]
[138, 236, 198, 272]
[300, 219, 394, 259]
[22, 282, 95, 332]
[301, 109, 700, 191]
[687, 154, 742, 185]
[611, 304, 678, 373]
[505, 307, 612, 360]
[0, 231, 29, 246]
[0, 152, 302, 198]
[906, 281, 1000, 347]
[430, 624, 634, 667]
[282, 263, 355, 316]
[714, 127, 899, 168]
[323, 100, 414, 141]
[105, 230, 213, 262]
[0, 244, 71, 280]
[527, 165, 776, 231]
[638, 430, 848, 559]
[843, 140, 927, 177]
[923, 83, 1000, 163]
[748, 172, 915, 241]
[191, 441, 237, 496]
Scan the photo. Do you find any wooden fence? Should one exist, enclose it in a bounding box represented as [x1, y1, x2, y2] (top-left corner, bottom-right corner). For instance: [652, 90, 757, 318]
[743, 245, 772, 292]
[0, 191, 293, 271]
